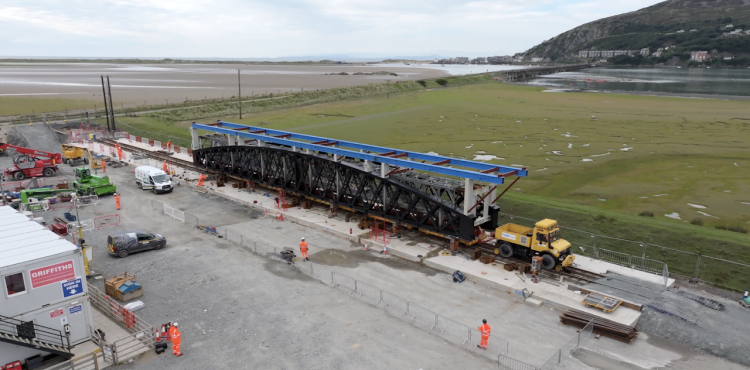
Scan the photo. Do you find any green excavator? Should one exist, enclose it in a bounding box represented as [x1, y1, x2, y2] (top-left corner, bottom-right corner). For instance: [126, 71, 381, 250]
[71, 167, 116, 196]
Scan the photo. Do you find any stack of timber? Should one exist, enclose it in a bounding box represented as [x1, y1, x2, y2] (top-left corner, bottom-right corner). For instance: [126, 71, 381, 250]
[560, 310, 638, 343]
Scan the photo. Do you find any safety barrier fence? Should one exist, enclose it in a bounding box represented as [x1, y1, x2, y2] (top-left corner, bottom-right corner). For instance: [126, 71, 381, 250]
[539, 319, 594, 370]
[499, 212, 750, 291]
[87, 284, 155, 365]
[149, 200, 540, 368]
[43, 349, 105, 370]
[0, 176, 68, 191]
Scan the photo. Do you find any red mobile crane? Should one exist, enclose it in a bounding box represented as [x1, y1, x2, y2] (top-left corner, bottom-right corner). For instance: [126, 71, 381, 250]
[0, 142, 62, 180]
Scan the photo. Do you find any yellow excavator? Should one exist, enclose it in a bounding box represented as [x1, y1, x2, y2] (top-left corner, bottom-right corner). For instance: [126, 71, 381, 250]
[61, 144, 102, 170]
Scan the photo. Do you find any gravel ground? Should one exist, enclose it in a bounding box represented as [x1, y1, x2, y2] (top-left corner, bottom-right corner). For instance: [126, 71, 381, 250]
[5, 123, 750, 370]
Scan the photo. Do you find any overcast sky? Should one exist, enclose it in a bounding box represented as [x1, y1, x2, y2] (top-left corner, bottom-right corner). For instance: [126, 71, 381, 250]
[1, 0, 664, 59]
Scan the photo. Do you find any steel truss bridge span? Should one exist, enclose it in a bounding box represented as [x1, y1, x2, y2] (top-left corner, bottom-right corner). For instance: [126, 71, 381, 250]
[193, 145, 498, 242]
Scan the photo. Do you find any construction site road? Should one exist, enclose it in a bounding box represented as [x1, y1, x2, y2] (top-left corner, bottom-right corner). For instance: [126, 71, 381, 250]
[4, 123, 750, 370]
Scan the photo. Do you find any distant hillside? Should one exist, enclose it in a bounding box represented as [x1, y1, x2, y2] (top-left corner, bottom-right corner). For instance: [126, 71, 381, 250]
[525, 0, 750, 64]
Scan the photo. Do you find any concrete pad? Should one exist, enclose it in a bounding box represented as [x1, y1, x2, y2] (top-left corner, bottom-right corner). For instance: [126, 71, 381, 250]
[575, 255, 675, 287]
[425, 255, 642, 327]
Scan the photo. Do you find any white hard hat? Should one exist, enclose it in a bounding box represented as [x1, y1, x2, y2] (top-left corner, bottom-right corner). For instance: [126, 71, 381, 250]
[173, 322, 178, 327]
[301, 237, 305, 240]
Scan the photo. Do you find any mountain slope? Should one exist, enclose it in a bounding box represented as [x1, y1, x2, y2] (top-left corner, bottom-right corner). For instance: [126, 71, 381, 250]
[525, 0, 750, 60]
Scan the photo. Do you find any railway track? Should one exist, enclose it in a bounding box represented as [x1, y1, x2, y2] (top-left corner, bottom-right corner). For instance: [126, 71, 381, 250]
[99, 139, 204, 173]
[471, 243, 605, 283]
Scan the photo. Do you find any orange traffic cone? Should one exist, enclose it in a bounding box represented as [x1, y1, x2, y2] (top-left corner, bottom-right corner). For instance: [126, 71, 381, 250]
[277, 212, 284, 221]
[382, 246, 388, 255]
[364, 242, 369, 251]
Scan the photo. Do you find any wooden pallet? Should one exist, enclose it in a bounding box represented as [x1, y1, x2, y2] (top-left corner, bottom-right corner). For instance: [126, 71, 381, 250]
[582, 293, 622, 313]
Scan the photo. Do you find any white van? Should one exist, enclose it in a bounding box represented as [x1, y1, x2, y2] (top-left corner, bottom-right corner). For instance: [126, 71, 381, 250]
[135, 166, 173, 194]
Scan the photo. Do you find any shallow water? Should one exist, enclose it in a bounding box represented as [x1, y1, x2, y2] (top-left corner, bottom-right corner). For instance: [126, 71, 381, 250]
[526, 67, 750, 96]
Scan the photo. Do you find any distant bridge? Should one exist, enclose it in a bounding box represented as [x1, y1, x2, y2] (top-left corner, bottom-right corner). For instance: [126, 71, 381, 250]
[499, 64, 595, 81]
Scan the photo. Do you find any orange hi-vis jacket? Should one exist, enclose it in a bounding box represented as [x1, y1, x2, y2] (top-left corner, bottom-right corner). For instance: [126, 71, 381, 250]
[168, 325, 176, 341]
[479, 323, 491, 338]
[172, 327, 181, 345]
[300, 241, 308, 252]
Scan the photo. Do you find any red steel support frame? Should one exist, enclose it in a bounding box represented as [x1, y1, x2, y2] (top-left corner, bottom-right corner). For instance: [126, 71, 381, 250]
[492, 177, 520, 203]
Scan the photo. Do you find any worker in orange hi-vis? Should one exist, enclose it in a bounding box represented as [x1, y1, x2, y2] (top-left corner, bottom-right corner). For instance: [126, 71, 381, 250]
[102, 159, 106, 173]
[171, 322, 182, 356]
[116, 143, 123, 160]
[163, 161, 168, 173]
[167, 323, 175, 342]
[167, 140, 172, 152]
[300, 237, 309, 261]
[196, 174, 207, 187]
[477, 319, 491, 350]
[114, 193, 121, 210]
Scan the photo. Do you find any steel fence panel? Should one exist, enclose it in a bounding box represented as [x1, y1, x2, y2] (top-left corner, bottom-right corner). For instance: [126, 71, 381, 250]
[498, 353, 540, 370]
[184, 212, 198, 227]
[163, 204, 174, 218]
[488, 335, 509, 355]
[74, 194, 99, 206]
[539, 349, 561, 370]
[644, 243, 699, 279]
[468, 328, 509, 354]
[578, 320, 594, 348]
[354, 280, 381, 305]
[151, 199, 164, 211]
[332, 272, 357, 292]
[597, 248, 631, 267]
[172, 208, 185, 223]
[94, 214, 121, 229]
[627, 254, 666, 275]
[698, 256, 750, 292]
[436, 315, 469, 344]
[381, 290, 409, 315]
[407, 303, 437, 330]
[225, 229, 243, 244]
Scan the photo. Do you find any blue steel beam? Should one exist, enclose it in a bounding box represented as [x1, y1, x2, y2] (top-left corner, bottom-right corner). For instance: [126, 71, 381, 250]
[193, 123, 526, 184]
[214, 120, 528, 177]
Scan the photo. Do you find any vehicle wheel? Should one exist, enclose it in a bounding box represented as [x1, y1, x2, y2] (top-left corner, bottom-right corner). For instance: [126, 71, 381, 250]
[498, 243, 514, 258]
[84, 157, 89, 165]
[152, 188, 157, 194]
[13, 171, 25, 180]
[43, 168, 55, 177]
[69, 161, 75, 167]
[88, 188, 95, 196]
[137, 182, 142, 189]
[118, 250, 129, 258]
[541, 254, 556, 270]
[154, 241, 164, 250]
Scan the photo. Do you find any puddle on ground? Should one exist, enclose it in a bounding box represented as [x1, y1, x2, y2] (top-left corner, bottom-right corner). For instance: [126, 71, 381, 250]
[312, 248, 438, 276]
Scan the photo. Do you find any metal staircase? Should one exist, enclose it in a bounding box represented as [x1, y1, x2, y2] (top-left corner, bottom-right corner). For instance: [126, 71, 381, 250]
[0, 315, 73, 359]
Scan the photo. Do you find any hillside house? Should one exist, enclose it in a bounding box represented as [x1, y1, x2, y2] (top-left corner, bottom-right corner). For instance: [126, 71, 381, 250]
[690, 51, 708, 61]
[640, 48, 650, 56]
[676, 30, 685, 33]
[725, 24, 734, 28]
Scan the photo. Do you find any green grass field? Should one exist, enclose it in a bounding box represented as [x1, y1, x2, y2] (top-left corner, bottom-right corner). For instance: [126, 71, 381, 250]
[0, 97, 95, 116]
